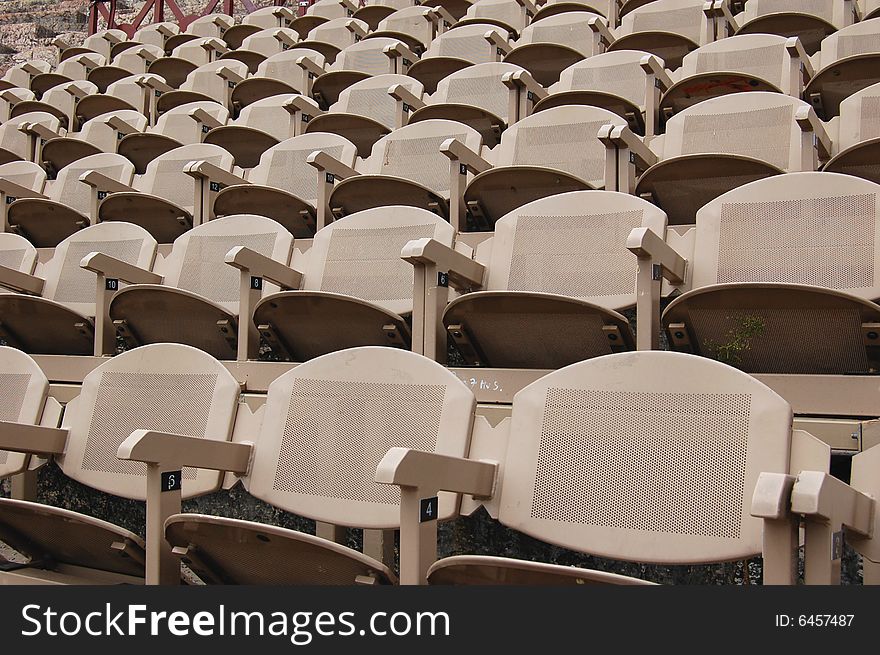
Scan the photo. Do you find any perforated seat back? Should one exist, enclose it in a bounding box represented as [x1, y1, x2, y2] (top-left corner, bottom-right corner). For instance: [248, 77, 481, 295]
[0, 161, 46, 197]
[0, 112, 61, 160]
[617, 0, 708, 42]
[48, 153, 134, 215]
[179, 60, 249, 102]
[112, 44, 165, 75]
[553, 50, 652, 107]
[187, 14, 235, 38]
[837, 80, 880, 151]
[56, 343, 240, 501]
[302, 206, 455, 315]
[244, 6, 291, 28]
[679, 33, 792, 91]
[38, 81, 100, 121]
[134, 22, 180, 49]
[159, 214, 293, 312]
[57, 53, 107, 80]
[462, 0, 530, 33]
[496, 105, 624, 187]
[152, 101, 230, 142]
[365, 119, 483, 197]
[82, 30, 128, 60]
[691, 171, 880, 299]
[485, 190, 667, 309]
[815, 18, 880, 65]
[246, 346, 475, 528]
[332, 38, 402, 75]
[516, 11, 605, 57]
[307, 18, 370, 51]
[0, 232, 38, 293]
[79, 110, 148, 153]
[427, 23, 508, 64]
[257, 49, 327, 87]
[240, 28, 301, 58]
[661, 91, 808, 170]
[172, 38, 226, 67]
[740, 0, 839, 26]
[2, 60, 50, 89]
[0, 347, 48, 478]
[376, 6, 436, 46]
[431, 61, 523, 123]
[136, 142, 234, 212]
[334, 74, 424, 129]
[105, 74, 153, 111]
[232, 93, 313, 142]
[498, 350, 792, 562]
[41, 221, 158, 316]
[307, 0, 357, 21]
[248, 132, 357, 204]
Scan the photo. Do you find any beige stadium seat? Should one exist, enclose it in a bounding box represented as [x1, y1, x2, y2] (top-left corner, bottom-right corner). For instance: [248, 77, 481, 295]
[862, 0, 880, 18]
[118, 345, 474, 585]
[1, 60, 51, 92]
[661, 172, 880, 375]
[296, 17, 369, 64]
[0, 232, 39, 291]
[153, 59, 249, 116]
[101, 214, 293, 360]
[97, 142, 235, 243]
[802, 18, 880, 120]
[532, 0, 617, 23]
[40, 109, 148, 177]
[237, 206, 455, 361]
[0, 342, 241, 585]
[532, 50, 670, 137]
[291, 0, 360, 39]
[367, 5, 442, 54]
[230, 49, 327, 110]
[405, 61, 530, 147]
[10, 80, 98, 131]
[163, 13, 235, 54]
[823, 80, 880, 184]
[0, 221, 156, 355]
[85, 44, 165, 94]
[147, 37, 231, 90]
[608, 91, 830, 225]
[221, 27, 301, 74]
[503, 11, 613, 86]
[54, 29, 126, 63]
[0, 161, 47, 233]
[207, 132, 357, 236]
[0, 347, 55, 484]
[223, 6, 296, 50]
[7, 152, 135, 248]
[310, 37, 417, 110]
[305, 74, 425, 157]
[133, 22, 180, 51]
[354, 0, 417, 31]
[410, 190, 667, 367]
[452, 105, 625, 230]
[319, 118, 484, 225]
[0, 87, 35, 124]
[405, 23, 511, 95]
[0, 111, 63, 165]
[376, 349, 837, 585]
[660, 33, 811, 120]
[116, 101, 230, 174]
[74, 73, 157, 126]
[204, 93, 321, 168]
[29, 53, 105, 99]
[728, 0, 857, 54]
[421, 0, 475, 21]
[609, 0, 717, 70]
[453, 0, 536, 37]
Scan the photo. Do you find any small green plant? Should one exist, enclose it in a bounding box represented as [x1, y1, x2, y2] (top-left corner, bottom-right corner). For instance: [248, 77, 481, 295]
[705, 314, 766, 367]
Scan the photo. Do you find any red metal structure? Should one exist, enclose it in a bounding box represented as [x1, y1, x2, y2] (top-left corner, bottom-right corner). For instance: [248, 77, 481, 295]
[88, 0, 316, 37]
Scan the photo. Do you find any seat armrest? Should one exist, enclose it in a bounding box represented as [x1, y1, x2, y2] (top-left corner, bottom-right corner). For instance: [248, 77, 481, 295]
[598, 123, 657, 192]
[484, 30, 511, 58]
[216, 65, 246, 86]
[627, 226, 687, 351]
[515, 0, 538, 15]
[183, 159, 247, 188]
[225, 245, 303, 360]
[273, 28, 298, 50]
[795, 105, 832, 164]
[402, 237, 485, 361]
[389, 83, 426, 128]
[751, 471, 799, 584]
[440, 137, 491, 175]
[138, 75, 174, 95]
[345, 19, 368, 40]
[429, 6, 456, 31]
[712, 0, 737, 38]
[502, 69, 547, 120]
[22, 61, 48, 76]
[156, 24, 176, 38]
[0, 177, 45, 202]
[587, 16, 614, 49]
[307, 150, 359, 180]
[296, 55, 326, 87]
[19, 121, 64, 143]
[136, 47, 159, 66]
[441, 137, 491, 232]
[118, 429, 253, 585]
[785, 36, 815, 81]
[201, 37, 229, 57]
[80, 251, 162, 284]
[104, 114, 140, 136]
[188, 106, 225, 131]
[384, 42, 419, 74]
[376, 447, 497, 585]
[0, 421, 69, 457]
[639, 54, 673, 92]
[283, 95, 323, 136]
[0, 264, 45, 295]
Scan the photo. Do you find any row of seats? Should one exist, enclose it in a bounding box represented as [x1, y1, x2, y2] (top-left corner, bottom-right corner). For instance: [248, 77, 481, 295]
[1, 341, 877, 584]
[1, 171, 878, 382]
